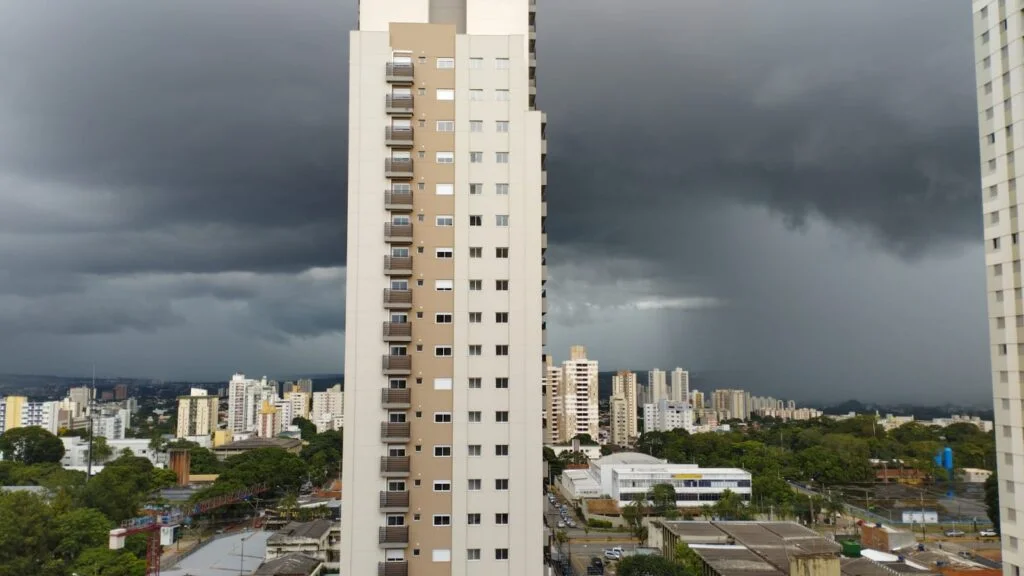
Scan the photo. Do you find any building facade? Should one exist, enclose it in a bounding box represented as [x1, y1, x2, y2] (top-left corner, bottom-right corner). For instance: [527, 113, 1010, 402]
[341, 2, 546, 575]
[648, 369, 667, 404]
[973, 6, 1024, 573]
[176, 389, 219, 439]
[611, 370, 638, 442]
[311, 384, 344, 432]
[543, 355, 566, 443]
[643, 399, 694, 434]
[669, 368, 689, 404]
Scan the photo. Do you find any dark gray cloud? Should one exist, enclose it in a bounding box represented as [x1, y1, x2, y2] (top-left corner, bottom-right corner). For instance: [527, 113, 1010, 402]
[0, 0, 990, 400]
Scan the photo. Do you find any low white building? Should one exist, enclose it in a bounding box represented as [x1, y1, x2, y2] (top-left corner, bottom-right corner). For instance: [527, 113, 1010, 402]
[61, 437, 163, 469]
[643, 400, 693, 433]
[558, 452, 751, 507]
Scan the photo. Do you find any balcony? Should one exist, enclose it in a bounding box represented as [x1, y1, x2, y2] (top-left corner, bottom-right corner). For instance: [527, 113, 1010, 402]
[378, 526, 409, 549]
[386, 62, 415, 84]
[385, 190, 413, 211]
[381, 422, 411, 442]
[385, 127, 414, 148]
[379, 561, 409, 576]
[383, 288, 412, 310]
[380, 456, 411, 478]
[382, 321, 412, 343]
[379, 491, 410, 512]
[383, 256, 413, 276]
[384, 223, 414, 244]
[382, 354, 412, 375]
[385, 158, 414, 179]
[385, 94, 414, 116]
[382, 388, 412, 409]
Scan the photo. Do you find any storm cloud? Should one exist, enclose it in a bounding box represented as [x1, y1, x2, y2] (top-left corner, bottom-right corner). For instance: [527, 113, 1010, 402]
[0, 0, 989, 401]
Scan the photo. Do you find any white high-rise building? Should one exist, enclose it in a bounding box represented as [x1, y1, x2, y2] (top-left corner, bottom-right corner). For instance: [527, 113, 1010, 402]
[643, 400, 694, 434]
[974, 4, 1024, 572]
[341, 2, 546, 574]
[670, 367, 689, 404]
[311, 384, 344, 432]
[176, 388, 219, 440]
[227, 373, 277, 433]
[562, 346, 599, 440]
[648, 369, 667, 404]
[543, 356, 565, 443]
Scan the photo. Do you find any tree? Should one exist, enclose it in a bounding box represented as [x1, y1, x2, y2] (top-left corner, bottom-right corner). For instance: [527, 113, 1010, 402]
[621, 501, 648, 544]
[675, 542, 703, 575]
[650, 483, 678, 518]
[0, 427, 64, 465]
[985, 471, 1000, 532]
[292, 417, 317, 440]
[91, 436, 113, 465]
[712, 489, 750, 521]
[0, 491, 57, 576]
[559, 450, 589, 467]
[72, 548, 146, 576]
[164, 440, 221, 474]
[279, 492, 299, 520]
[81, 454, 164, 522]
[618, 554, 689, 576]
[301, 430, 342, 485]
[213, 448, 308, 495]
[53, 508, 113, 564]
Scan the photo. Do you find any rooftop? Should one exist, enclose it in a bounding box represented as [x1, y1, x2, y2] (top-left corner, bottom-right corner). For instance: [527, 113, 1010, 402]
[251, 553, 323, 575]
[595, 452, 664, 466]
[213, 437, 302, 452]
[267, 520, 333, 544]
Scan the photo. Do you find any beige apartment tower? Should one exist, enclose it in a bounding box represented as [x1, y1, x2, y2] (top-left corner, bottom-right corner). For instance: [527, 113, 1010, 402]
[611, 370, 638, 441]
[341, 2, 546, 575]
[973, 3, 1024, 574]
[175, 390, 219, 439]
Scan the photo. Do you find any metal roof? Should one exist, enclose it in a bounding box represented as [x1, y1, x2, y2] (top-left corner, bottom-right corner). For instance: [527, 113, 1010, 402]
[252, 553, 323, 575]
[267, 520, 333, 544]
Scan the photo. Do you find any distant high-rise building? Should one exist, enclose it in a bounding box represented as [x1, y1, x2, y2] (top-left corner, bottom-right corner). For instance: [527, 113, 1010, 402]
[176, 388, 219, 439]
[564, 346, 600, 440]
[227, 373, 277, 433]
[295, 378, 314, 395]
[611, 371, 639, 441]
[643, 400, 693, 434]
[543, 356, 566, 443]
[311, 384, 344, 432]
[670, 368, 689, 404]
[113, 383, 128, 401]
[609, 395, 630, 446]
[67, 386, 92, 417]
[648, 369, 667, 404]
[256, 400, 281, 438]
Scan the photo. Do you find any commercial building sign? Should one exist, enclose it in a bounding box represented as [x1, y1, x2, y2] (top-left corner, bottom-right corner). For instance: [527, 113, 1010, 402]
[673, 473, 703, 480]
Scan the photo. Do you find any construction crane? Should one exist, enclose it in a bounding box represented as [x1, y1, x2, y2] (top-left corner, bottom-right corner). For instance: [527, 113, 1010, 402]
[108, 483, 269, 576]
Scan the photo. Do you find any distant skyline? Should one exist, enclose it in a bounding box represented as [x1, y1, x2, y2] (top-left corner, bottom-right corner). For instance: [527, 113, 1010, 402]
[0, 0, 987, 403]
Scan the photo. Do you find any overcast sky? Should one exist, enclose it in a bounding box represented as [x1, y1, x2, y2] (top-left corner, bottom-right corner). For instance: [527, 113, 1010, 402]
[0, 1, 987, 403]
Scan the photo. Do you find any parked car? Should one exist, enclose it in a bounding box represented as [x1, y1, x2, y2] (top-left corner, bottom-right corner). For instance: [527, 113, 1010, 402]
[603, 547, 624, 560]
[980, 529, 998, 537]
[944, 529, 966, 537]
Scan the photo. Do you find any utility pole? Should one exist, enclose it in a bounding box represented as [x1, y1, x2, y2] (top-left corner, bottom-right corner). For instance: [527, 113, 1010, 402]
[86, 364, 95, 482]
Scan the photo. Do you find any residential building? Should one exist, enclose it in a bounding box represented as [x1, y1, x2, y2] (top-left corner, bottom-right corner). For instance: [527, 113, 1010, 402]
[311, 384, 344, 432]
[648, 369, 667, 404]
[176, 388, 219, 440]
[265, 520, 339, 572]
[643, 399, 694, 434]
[67, 386, 93, 416]
[61, 437, 163, 468]
[252, 554, 324, 576]
[710, 389, 750, 421]
[257, 400, 281, 438]
[295, 378, 314, 395]
[557, 452, 751, 507]
[561, 346, 600, 440]
[543, 355, 566, 443]
[93, 407, 130, 440]
[669, 367, 689, 404]
[611, 370, 638, 441]
[609, 396, 629, 446]
[212, 437, 303, 461]
[341, 3, 546, 574]
[227, 373, 278, 433]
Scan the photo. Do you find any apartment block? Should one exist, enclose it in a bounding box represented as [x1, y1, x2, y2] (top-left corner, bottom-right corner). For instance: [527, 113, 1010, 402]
[311, 384, 344, 432]
[341, 2, 546, 575]
[176, 389, 219, 440]
[648, 369, 667, 404]
[543, 355, 566, 443]
[973, 3, 1024, 571]
[227, 373, 277, 433]
[643, 400, 694, 434]
[611, 370, 638, 441]
[670, 367, 689, 404]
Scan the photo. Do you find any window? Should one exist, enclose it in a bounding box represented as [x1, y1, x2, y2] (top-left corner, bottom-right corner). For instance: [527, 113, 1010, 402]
[468, 411, 482, 422]
[495, 512, 509, 524]
[469, 280, 482, 290]
[468, 513, 481, 525]
[496, 247, 509, 258]
[434, 378, 453, 390]
[436, 247, 453, 259]
[469, 57, 483, 69]
[432, 550, 451, 563]
[469, 247, 482, 258]
[435, 183, 454, 196]
[495, 89, 510, 101]
[496, 345, 509, 356]
[468, 445, 482, 456]
[434, 412, 452, 423]
[984, 56, 992, 69]
[470, 120, 483, 132]
[435, 346, 453, 357]
[987, 107, 995, 119]
[434, 445, 452, 457]
[496, 152, 509, 164]
[469, 312, 482, 323]
[468, 549, 481, 561]
[470, 183, 483, 195]
[433, 515, 452, 526]
[436, 120, 455, 132]
[496, 215, 509, 226]
[470, 89, 484, 101]
[468, 377, 482, 388]
[495, 377, 509, 389]
[435, 280, 454, 291]
[985, 82, 993, 94]
[495, 280, 509, 291]
[470, 215, 482, 226]
[433, 480, 451, 492]
[496, 121, 509, 133]
[436, 152, 454, 164]
[983, 31, 990, 44]
[989, 133, 997, 144]
[495, 549, 509, 560]
[470, 151, 483, 163]
[469, 345, 482, 356]
[468, 479, 482, 490]
[496, 411, 509, 422]
[436, 57, 455, 69]
[496, 58, 510, 69]
[495, 479, 508, 491]
[435, 313, 453, 324]
[495, 312, 508, 323]
[495, 445, 509, 456]
[436, 215, 453, 227]
[496, 183, 509, 195]
[436, 89, 455, 100]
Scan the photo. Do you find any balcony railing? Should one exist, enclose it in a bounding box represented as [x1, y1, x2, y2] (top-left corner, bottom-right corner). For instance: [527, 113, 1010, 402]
[379, 491, 410, 510]
[384, 223, 413, 244]
[381, 422, 411, 442]
[380, 456, 411, 477]
[379, 561, 409, 576]
[383, 256, 413, 276]
[382, 388, 412, 408]
[385, 158, 414, 179]
[384, 190, 413, 211]
[381, 354, 412, 375]
[378, 526, 409, 548]
[385, 94, 414, 115]
[385, 127, 414, 147]
[383, 288, 412, 309]
[382, 321, 412, 342]
[385, 63, 414, 83]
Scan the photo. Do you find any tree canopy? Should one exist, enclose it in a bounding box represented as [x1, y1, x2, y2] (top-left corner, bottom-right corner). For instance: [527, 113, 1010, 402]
[618, 554, 690, 576]
[0, 427, 65, 465]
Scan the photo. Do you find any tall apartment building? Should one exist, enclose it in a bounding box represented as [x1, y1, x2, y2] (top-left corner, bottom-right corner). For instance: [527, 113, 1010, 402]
[609, 396, 629, 446]
[670, 367, 689, 404]
[642, 400, 693, 434]
[647, 369, 667, 404]
[341, 2, 546, 575]
[176, 388, 219, 439]
[227, 373, 277, 433]
[543, 355, 566, 443]
[311, 384, 344, 432]
[973, 4, 1024, 571]
[560, 346, 599, 440]
[611, 370, 638, 441]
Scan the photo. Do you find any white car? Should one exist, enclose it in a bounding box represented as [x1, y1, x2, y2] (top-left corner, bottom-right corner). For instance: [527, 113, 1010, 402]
[980, 529, 998, 537]
[557, 521, 565, 528]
